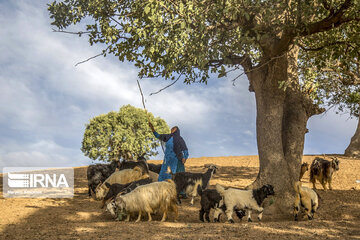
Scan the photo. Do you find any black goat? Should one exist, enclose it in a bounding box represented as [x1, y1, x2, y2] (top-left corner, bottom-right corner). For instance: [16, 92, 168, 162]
[119, 157, 149, 174]
[148, 163, 162, 174]
[169, 164, 218, 205]
[100, 178, 153, 208]
[197, 186, 222, 222]
[87, 160, 120, 197]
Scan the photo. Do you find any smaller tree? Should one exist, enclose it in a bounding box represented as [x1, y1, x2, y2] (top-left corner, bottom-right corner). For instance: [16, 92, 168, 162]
[81, 105, 169, 162]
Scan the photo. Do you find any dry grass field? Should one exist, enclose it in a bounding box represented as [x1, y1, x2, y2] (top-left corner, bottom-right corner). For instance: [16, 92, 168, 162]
[1, 155, 359, 239]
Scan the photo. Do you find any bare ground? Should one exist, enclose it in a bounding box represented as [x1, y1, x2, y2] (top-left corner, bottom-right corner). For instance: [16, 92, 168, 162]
[1, 155, 360, 240]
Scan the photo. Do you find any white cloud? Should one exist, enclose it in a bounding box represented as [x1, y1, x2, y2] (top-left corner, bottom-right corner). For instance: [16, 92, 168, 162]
[0, 139, 88, 170]
[243, 130, 254, 136]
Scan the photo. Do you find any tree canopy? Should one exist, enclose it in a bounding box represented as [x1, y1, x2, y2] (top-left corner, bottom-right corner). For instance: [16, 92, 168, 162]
[49, 0, 360, 90]
[81, 105, 169, 162]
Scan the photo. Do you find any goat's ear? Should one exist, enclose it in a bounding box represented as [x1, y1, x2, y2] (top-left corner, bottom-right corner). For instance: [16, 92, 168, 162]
[105, 182, 111, 188]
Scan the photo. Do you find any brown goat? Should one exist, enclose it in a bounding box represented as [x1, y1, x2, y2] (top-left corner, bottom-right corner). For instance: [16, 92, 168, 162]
[310, 157, 340, 190]
[299, 162, 309, 180]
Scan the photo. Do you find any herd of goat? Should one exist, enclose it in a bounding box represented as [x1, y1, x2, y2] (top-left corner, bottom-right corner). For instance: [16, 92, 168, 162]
[86, 156, 340, 223]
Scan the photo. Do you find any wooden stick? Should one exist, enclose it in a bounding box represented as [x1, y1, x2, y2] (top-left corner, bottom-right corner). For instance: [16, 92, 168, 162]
[137, 79, 146, 109]
[137, 79, 150, 121]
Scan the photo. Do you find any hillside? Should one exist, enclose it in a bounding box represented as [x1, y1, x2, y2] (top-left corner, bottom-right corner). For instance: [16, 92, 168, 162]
[0, 155, 359, 239]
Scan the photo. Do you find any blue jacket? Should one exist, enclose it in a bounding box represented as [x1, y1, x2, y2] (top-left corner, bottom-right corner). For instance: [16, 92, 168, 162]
[153, 127, 188, 181]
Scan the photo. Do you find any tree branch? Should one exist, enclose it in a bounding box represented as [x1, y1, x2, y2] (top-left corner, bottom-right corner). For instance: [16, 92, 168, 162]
[149, 72, 183, 96]
[298, 41, 353, 52]
[322, 66, 360, 85]
[207, 54, 252, 70]
[137, 79, 147, 110]
[299, 0, 358, 36]
[75, 46, 110, 67]
[231, 72, 246, 86]
[52, 28, 92, 36]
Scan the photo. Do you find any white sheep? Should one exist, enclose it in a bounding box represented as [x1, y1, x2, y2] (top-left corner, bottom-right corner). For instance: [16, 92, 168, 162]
[293, 181, 319, 221]
[111, 179, 178, 222]
[95, 166, 149, 200]
[215, 183, 275, 222]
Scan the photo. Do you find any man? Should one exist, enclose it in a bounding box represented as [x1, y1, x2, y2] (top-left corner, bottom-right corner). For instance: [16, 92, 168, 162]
[148, 122, 189, 182]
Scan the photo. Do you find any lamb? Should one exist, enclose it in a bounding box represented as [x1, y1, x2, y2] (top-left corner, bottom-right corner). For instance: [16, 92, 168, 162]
[95, 166, 149, 200]
[100, 178, 153, 208]
[293, 181, 319, 221]
[310, 156, 340, 190]
[169, 164, 218, 205]
[108, 179, 178, 222]
[197, 186, 246, 222]
[299, 162, 309, 180]
[215, 183, 275, 222]
[87, 160, 120, 197]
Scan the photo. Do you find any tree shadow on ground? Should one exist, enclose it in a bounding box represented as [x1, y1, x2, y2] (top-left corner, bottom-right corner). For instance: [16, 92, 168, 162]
[186, 165, 258, 187]
[0, 167, 359, 239]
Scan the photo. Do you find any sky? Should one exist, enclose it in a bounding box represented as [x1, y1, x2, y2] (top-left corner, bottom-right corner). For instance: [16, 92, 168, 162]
[0, 0, 357, 170]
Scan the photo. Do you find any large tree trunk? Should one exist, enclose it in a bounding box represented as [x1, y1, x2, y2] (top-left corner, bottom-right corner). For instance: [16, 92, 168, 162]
[344, 116, 360, 157]
[246, 46, 323, 215]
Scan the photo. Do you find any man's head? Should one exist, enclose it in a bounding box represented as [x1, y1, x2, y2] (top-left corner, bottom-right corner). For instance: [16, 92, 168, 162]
[171, 126, 178, 133]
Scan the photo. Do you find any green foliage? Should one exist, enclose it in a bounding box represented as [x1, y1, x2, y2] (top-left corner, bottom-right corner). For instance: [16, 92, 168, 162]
[297, 16, 360, 116]
[47, 0, 274, 83]
[81, 105, 169, 162]
[48, 0, 360, 113]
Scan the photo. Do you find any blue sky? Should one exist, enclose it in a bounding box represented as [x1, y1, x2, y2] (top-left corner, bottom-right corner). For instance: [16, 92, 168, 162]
[0, 0, 357, 170]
